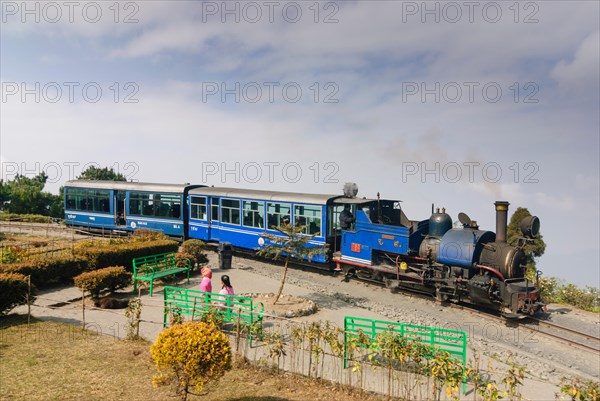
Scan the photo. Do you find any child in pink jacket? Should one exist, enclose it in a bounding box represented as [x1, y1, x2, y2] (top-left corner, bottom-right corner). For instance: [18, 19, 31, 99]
[200, 267, 212, 293]
[216, 275, 234, 309]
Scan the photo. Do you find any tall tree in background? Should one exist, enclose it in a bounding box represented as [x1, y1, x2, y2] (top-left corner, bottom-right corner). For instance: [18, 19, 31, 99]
[0, 180, 9, 208]
[77, 166, 127, 181]
[257, 223, 328, 304]
[0, 173, 60, 216]
[507, 207, 546, 278]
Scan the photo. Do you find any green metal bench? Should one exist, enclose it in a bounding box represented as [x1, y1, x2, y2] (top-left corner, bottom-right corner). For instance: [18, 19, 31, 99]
[163, 286, 265, 346]
[132, 252, 191, 296]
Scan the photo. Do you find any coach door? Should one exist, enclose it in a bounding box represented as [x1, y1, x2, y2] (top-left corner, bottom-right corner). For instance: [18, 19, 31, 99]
[114, 191, 126, 226]
[208, 197, 220, 241]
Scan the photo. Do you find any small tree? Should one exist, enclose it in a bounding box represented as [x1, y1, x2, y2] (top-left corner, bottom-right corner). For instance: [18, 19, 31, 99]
[256, 223, 328, 304]
[150, 321, 232, 400]
[77, 166, 127, 181]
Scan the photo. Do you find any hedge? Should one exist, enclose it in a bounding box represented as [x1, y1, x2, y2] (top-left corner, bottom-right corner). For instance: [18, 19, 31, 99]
[181, 239, 209, 266]
[74, 240, 179, 271]
[0, 273, 36, 315]
[74, 266, 132, 298]
[130, 228, 168, 242]
[0, 213, 53, 223]
[0, 256, 87, 288]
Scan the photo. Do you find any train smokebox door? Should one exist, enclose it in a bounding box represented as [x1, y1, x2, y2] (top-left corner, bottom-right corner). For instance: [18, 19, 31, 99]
[218, 242, 233, 269]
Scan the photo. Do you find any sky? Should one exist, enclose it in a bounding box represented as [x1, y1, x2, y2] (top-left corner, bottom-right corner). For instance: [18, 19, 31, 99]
[1, 1, 598, 288]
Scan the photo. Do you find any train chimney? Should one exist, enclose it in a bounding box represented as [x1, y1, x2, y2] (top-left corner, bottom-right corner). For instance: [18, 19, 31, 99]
[494, 201, 510, 243]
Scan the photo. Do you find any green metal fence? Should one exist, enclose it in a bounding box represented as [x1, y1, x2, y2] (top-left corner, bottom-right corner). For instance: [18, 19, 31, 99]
[163, 286, 264, 346]
[344, 316, 468, 391]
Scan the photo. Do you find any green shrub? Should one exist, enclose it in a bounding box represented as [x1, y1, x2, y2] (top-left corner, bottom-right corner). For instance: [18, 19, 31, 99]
[181, 239, 208, 266]
[0, 273, 36, 315]
[75, 240, 179, 270]
[556, 284, 599, 313]
[175, 252, 194, 269]
[0, 256, 87, 288]
[536, 276, 599, 313]
[151, 321, 232, 400]
[560, 376, 599, 400]
[537, 276, 560, 302]
[0, 213, 53, 223]
[74, 266, 132, 298]
[72, 238, 109, 254]
[1, 245, 27, 264]
[131, 229, 168, 242]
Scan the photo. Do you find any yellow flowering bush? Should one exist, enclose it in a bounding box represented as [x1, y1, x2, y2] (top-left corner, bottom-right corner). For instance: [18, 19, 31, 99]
[150, 321, 232, 400]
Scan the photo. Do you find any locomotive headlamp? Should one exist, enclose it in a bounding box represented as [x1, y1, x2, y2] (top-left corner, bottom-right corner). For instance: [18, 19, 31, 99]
[520, 215, 540, 239]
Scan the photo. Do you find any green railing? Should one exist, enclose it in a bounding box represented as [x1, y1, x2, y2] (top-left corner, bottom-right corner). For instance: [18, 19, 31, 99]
[343, 316, 467, 392]
[163, 286, 264, 346]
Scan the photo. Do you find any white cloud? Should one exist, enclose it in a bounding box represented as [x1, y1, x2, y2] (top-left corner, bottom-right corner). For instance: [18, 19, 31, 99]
[551, 31, 600, 97]
[102, 1, 600, 80]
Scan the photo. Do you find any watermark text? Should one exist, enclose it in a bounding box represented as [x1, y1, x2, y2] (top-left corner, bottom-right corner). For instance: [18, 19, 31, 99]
[1, 1, 140, 24]
[400, 1, 539, 24]
[401, 82, 539, 104]
[1, 161, 139, 183]
[401, 162, 540, 184]
[201, 81, 339, 104]
[201, 161, 339, 184]
[1, 82, 140, 104]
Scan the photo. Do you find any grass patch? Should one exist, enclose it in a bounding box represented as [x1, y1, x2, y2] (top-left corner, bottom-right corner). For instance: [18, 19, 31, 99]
[1, 316, 172, 401]
[1, 316, 387, 401]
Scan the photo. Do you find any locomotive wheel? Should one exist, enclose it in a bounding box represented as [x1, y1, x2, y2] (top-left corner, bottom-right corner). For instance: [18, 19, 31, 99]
[435, 288, 449, 303]
[343, 268, 356, 282]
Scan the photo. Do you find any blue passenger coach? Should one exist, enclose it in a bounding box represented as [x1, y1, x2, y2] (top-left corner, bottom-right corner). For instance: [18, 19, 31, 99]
[187, 187, 344, 263]
[64, 180, 203, 237]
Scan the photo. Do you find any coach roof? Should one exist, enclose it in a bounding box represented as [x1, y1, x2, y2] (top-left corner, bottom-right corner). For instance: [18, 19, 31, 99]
[189, 187, 339, 205]
[64, 180, 202, 193]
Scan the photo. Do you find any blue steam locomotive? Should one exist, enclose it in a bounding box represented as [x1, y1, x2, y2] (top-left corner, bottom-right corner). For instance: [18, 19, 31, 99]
[64, 180, 544, 317]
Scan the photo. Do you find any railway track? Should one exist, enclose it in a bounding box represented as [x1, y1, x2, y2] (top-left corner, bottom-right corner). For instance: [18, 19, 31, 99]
[1, 221, 86, 237]
[0, 221, 128, 239]
[444, 302, 600, 355]
[524, 317, 600, 354]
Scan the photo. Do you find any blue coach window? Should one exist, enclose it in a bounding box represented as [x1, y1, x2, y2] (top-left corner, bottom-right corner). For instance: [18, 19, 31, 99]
[129, 193, 143, 216]
[294, 205, 322, 236]
[141, 194, 155, 216]
[128, 192, 153, 216]
[129, 192, 181, 219]
[65, 188, 110, 213]
[242, 200, 264, 228]
[156, 194, 181, 219]
[190, 196, 207, 220]
[267, 202, 291, 229]
[211, 198, 219, 222]
[221, 199, 240, 225]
